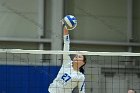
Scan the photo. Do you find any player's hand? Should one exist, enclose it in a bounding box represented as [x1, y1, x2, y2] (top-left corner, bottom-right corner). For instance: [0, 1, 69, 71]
[60, 19, 69, 30]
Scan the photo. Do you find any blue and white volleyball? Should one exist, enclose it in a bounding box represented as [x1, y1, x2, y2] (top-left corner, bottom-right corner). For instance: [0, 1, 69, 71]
[63, 15, 77, 30]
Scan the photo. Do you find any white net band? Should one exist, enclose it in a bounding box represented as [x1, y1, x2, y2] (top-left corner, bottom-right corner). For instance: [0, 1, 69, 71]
[0, 49, 140, 56]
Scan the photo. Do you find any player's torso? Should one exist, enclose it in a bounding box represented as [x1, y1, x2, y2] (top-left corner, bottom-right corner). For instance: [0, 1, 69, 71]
[57, 67, 81, 87]
[51, 67, 83, 89]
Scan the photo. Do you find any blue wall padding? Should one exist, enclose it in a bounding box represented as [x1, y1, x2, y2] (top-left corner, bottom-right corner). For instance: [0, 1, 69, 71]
[0, 65, 60, 93]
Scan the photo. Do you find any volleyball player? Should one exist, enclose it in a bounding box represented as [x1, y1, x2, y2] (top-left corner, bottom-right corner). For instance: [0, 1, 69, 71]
[48, 26, 86, 93]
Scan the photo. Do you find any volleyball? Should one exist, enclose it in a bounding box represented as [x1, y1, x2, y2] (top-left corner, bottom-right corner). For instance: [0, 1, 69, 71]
[63, 15, 77, 30]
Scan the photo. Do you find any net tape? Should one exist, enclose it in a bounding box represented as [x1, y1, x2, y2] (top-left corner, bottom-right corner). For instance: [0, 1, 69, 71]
[0, 49, 140, 56]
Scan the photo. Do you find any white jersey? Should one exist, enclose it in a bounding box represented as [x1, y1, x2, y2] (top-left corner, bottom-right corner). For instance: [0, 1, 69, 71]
[48, 35, 85, 93]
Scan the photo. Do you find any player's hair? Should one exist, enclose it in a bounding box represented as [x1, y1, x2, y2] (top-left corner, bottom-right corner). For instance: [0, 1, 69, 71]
[79, 55, 86, 74]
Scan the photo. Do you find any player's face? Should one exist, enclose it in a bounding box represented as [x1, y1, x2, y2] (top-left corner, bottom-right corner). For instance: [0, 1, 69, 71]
[73, 54, 85, 66]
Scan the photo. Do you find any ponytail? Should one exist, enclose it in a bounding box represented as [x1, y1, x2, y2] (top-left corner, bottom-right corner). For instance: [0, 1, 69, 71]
[79, 67, 85, 74]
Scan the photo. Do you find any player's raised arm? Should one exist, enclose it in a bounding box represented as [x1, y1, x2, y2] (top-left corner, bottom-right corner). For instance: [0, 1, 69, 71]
[63, 26, 71, 64]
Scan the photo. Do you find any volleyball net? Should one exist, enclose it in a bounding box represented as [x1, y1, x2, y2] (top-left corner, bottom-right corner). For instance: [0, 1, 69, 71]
[0, 49, 140, 93]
